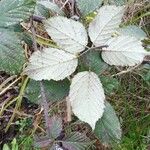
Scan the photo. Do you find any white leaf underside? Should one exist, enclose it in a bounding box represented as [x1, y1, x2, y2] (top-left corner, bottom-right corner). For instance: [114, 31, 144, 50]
[102, 35, 146, 66]
[88, 5, 125, 46]
[117, 25, 147, 40]
[69, 71, 105, 129]
[44, 16, 88, 54]
[24, 48, 78, 81]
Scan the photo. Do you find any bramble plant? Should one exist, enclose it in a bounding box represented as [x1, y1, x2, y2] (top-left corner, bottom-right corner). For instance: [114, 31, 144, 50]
[0, 0, 149, 149]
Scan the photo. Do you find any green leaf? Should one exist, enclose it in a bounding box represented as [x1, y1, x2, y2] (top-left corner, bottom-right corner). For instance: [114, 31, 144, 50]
[62, 132, 92, 150]
[143, 70, 150, 83]
[48, 116, 62, 139]
[79, 51, 109, 75]
[34, 136, 52, 148]
[140, 65, 150, 85]
[0, 0, 36, 27]
[76, 0, 103, 16]
[25, 79, 70, 104]
[35, 3, 50, 18]
[100, 76, 119, 94]
[0, 29, 25, 74]
[3, 144, 10, 150]
[9, 24, 33, 46]
[94, 101, 122, 145]
[34, 116, 62, 148]
[37, 1, 64, 16]
[11, 138, 18, 150]
[108, 0, 127, 6]
[117, 25, 147, 40]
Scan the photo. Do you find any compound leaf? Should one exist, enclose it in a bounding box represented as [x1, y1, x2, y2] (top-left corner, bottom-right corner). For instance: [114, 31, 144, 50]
[24, 48, 78, 81]
[44, 16, 88, 54]
[69, 71, 105, 129]
[88, 5, 125, 46]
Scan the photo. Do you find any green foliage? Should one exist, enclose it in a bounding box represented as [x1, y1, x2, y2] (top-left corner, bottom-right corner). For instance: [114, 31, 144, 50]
[37, 1, 64, 16]
[9, 24, 33, 46]
[11, 139, 19, 150]
[2, 139, 19, 150]
[108, 0, 127, 6]
[48, 116, 63, 139]
[0, 0, 36, 74]
[3, 144, 10, 150]
[142, 70, 150, 84]
[35, 3, 50, 18]
[15, 118, 32, 133]
[25, 79, 70, 104]
[62, 132, 92, 150]
[95, 101, 122, 145]
[79, 51, 109, 74]
[0, 0, 36, 27]
[140, 64, 150, 85]
[100, 76, 119, 94]
[76, 0, 103, 16]
[112, 76, 150, 150]
[35, 129, 92, 149]
[0, 29, 25, 74]
[0, 0, 149, 149]
[19, 136, 34, 150]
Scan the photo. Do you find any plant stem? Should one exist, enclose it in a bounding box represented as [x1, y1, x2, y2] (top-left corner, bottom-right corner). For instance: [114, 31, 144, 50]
[21, 22, 57, 47]
[32, 15, 45, 23]
[40, 82, 51, 136]
[66, 96, 72, 122]
[30, 16, 51, 137]
[5, 77, 29, 132]
[79, 45, 108, 57]
[0, 77, 21, 96]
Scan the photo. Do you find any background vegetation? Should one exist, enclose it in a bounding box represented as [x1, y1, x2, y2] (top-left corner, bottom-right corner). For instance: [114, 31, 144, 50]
[0, 0, 149, 149]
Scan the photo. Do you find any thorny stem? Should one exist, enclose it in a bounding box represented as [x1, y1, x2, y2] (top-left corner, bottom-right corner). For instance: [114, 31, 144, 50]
[40, 82, 51, 137]
[30, 18, 38, 51]
[30, 17, 51, 136]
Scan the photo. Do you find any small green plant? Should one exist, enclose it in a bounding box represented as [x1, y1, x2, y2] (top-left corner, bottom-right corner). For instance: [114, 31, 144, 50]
[3, 138, 19, 150]
[0, 0, 149, 149]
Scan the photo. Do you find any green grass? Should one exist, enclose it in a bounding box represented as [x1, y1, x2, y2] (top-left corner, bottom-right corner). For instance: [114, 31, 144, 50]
[111, 69, 150, 150]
